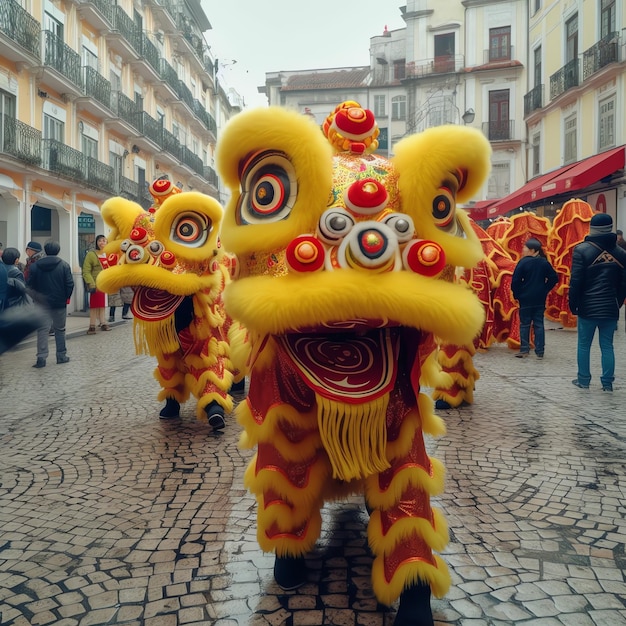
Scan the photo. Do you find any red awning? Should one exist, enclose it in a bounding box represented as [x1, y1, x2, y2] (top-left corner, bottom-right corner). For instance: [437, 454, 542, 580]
[467, 199, 497, 221]
[478, 145, 625, 220]
[537, 145, 625, 199]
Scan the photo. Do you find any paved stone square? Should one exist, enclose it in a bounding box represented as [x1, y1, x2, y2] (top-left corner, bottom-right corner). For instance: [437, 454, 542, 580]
[0, 315, 625, 625]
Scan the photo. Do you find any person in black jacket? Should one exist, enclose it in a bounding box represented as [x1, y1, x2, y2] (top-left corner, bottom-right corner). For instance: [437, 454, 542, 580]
[27, 240, 75, 368]
[511, 238, 558, 359]
[569, 214, 626, 391]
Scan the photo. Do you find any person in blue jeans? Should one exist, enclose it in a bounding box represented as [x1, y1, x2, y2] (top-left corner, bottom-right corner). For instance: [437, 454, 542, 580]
[569, 213, 626, 391]
[511, 238, 558, 359]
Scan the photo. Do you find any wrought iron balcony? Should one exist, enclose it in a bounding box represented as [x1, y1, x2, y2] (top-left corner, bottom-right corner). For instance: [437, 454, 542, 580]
[85, 156, 114, 193]
[158, 57, 178, 86]
[42, 139, 85, 181]
[133, 111, 163, 147]
[43, 30, 83, 89]
[203, 166, 218, 188]
[176, 79, 196, 111]
[482, 120, 515, 141]
[110, 91, 141, 132]
[582, 32, 620, 81]
[524, 84, 544, 116]
[192, 99, 217, 135]
[0, 0, 40, 58]
[1, 116, 41, 165]
[119, 175, 139, 201]
[162, 128, 181, 160]
[111, 5, 141, 54]
[83, 66, 111, 110]
[550, 58, 579, 100]
[138, 32, 160, 75]
[90, 0, 114, 24]
[180, 146, 203, 176]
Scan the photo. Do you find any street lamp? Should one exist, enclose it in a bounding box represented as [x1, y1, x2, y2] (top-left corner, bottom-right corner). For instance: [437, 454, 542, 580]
[462, 108, 475, 125]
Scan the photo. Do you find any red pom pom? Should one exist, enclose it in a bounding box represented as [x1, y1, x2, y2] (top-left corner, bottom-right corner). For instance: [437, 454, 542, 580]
[286, 236, 325, 272]
[403, 240, 446, 277]
[160, 251, 176, 267]
[130, 227, 148, 244]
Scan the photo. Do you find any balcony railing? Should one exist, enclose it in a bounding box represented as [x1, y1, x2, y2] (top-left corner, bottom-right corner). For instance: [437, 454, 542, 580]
[90, 0, 114, 24]
[139, 32, 160, 74]
[176, 79, 196, 110]
[85, 157, 114, 193]
[134, 111, 163, 147]
[203, 165, 218, 187]
[111, 91, 141, 131]
[43, 139, 85, 180]
[193, 99, 217, 135]
[524, 84, 544, 116]
[111, 5, 141, 54]
[483, 45, 514, 64]
[83, 66, 111, 110]
[43, 30, 83, 88]
[119, 175, 139, 200]
[482, 120, 515, 141]
[405, 55, 465, 78]
[582, 32, 620, 81]
[162, 128, 181, 159]
[158, 57, 178, 86]
[0, 0, 40, 58]
[180, 146, 203, 176]
[550, 58, 579, 100]
[1, 116, 41, 165]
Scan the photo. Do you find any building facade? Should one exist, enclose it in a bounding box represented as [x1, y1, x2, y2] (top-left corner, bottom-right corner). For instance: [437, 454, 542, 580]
[0, 0, 238, 311]
[263, 0, 626, 230]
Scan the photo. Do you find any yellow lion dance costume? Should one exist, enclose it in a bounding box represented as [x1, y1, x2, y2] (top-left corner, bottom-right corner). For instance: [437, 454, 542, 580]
[216, 101, 490, 624]
[96, 180, 247, 430]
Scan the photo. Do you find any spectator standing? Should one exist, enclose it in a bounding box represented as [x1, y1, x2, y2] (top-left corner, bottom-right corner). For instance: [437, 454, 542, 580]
[616, 229, 626, 251]
[23, 241, 45, 281]
[511, 238, 558, 359]
[569, 214, 626, 391]
[108, 290, 123, 323]
[121, 286, 134, 320]
[82, 234, 111, 334]
[27, 240, 74, 368]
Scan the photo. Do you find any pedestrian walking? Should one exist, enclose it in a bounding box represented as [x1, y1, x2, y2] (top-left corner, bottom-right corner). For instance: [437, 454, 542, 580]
[26, 240, 74, 368]
[82, 234, 111, 334]
[511, 237, 558, 359]
[569, 214, 626, 391]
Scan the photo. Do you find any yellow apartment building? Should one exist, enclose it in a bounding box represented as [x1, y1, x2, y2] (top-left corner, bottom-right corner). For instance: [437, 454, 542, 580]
[0, 0, 238, 310]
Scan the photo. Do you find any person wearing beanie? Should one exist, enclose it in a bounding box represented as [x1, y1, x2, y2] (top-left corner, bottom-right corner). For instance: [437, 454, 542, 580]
[23, 241, 45, 282]
[26, 240, 74, 368]
[569, 213, 626, 391]
[511, 238, 558, 359]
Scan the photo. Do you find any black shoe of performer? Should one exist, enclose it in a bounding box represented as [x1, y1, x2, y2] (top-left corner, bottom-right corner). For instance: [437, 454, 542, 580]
[273, 555, 307, 591]
[159, 398, 180, 419]
[393, 583, 434, 626]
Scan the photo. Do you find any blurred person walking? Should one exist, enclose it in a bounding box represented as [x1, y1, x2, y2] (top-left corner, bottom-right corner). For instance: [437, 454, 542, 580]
[82, 234, 111, 334]
[26, 241, 74, 368]
[569, 214, 626, 391]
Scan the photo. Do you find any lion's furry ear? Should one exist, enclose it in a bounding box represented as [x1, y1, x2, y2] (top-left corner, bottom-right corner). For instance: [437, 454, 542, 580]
[100, 197, 145, 247]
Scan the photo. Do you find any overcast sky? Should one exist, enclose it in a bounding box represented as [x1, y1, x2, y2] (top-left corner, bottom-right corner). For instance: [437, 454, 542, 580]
[200, 1, 406, 108]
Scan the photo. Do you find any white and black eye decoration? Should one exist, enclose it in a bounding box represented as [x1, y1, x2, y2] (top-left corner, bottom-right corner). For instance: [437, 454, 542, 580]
[239, 150, 297, 225]
[318, 208, 355, 244]
[432, 184, 455, 229]
[383, 213, 415, 243]
[170, 212, 211, 247]
[147, 240, 165, 257]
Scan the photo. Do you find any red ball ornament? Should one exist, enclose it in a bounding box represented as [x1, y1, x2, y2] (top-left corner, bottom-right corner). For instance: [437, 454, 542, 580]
[403, 240, 446, 277]
[160, 251, 176, 267]
[130, 227, 148, 244]
[286, 236, 325, 272]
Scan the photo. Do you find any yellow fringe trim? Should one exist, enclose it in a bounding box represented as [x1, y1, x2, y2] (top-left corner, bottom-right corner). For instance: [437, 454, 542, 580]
[368, 507, 449, 554]
[365, 457, 445, 510]
[371, 553, 451, 605]
[257, 508, 323, 557]
[134, 317, 180, 356]
[317, 394, 391, 481]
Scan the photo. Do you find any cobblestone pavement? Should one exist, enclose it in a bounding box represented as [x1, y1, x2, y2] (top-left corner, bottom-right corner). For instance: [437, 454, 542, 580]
[1, 315, 625, 625]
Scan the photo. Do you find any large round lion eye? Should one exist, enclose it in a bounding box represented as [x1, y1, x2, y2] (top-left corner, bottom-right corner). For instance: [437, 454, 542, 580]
[432, 188, 455, 228]
[171, 212, 211, 247]
[239, 150, 297, 224]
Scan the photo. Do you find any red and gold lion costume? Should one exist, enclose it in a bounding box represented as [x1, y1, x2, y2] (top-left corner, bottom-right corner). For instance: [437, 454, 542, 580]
[96, 180, 247, 429]
[216, 101, 490, 624]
